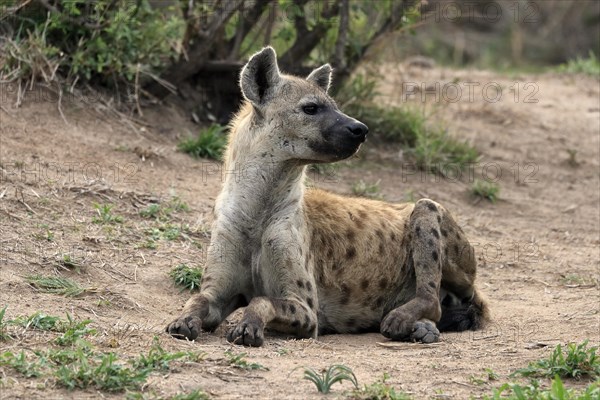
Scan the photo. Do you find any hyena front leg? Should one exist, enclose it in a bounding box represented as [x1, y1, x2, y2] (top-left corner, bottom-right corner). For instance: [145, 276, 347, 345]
[227, 229, 318, 347]
[381, 199, 445, 343]
[166, 232, 250, 340]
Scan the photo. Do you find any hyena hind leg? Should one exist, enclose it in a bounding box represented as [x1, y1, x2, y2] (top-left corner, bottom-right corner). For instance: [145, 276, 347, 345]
[437, 205, 490, 332]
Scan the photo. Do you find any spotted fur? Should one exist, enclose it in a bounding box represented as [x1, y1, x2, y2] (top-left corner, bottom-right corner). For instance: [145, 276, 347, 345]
[166, 47, 490, 346]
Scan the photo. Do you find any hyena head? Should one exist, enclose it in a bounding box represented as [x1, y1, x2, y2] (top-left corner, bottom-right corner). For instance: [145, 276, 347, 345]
[234, 46, 368, 164]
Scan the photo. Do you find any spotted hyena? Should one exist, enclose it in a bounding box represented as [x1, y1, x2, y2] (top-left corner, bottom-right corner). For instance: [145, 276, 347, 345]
[166, 47, 490, 346]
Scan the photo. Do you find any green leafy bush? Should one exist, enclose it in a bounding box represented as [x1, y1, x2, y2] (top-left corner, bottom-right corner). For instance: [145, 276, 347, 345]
[2, 1, 183, 88]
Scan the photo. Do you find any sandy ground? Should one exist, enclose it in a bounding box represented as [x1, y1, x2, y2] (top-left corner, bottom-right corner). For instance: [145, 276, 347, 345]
[0, 64, 598, 399]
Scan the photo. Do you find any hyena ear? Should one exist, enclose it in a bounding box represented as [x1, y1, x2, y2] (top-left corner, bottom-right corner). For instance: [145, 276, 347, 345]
[306, 64, 332, 93]
[240, 46, 281, 105]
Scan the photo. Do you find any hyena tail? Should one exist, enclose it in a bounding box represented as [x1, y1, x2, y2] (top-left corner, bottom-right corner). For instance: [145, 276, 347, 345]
[437, 287, 490, 332]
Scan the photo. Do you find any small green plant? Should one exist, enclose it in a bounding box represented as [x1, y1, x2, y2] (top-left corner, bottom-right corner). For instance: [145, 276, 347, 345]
[140, 204, 162, 219]
[352, 179, 383, 200]
[485, 376, 599, 400]
[58, 253, 82, 272]
[54, 315, 96, 346]
[469, 368, 499, 386]
[169, 264, 203, 291]
[558, 51, 600, 77]
[55, 351, 149, 392]
[179, 124, 228, 161]
[26, 275, 90, 297]
[131, 337, 189, 372]
[12, 312, 62, 331]
[471, 179, 501, 203]
[348, 373, 411, 399]
[512, 341, 599, 380]
[412, 128, 479, 174]
[92, 204, 123, 224]
[170, 390, 211, 400]
[139, 197, 189, 220]
[560, 274, 598, 287]
[301, 364, 358, 394]
[0, 350, 46, 378]
[0, 306, 12, 341]
[225, 351, 267, 371]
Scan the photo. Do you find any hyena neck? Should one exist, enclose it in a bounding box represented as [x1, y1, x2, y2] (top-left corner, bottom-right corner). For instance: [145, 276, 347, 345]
[217, 140, 307, 232]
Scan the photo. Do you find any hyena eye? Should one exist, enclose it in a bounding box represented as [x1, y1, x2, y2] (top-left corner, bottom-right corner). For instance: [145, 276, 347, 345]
[302, 104, 318, 115]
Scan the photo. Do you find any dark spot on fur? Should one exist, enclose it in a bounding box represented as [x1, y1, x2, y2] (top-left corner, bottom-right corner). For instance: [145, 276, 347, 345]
[341, 284, 351, 305]
[427, 239, 434, 247]
[378, 278, 388, 290]
[441, 229, 448, 237]
[296, 280, 304, 289]
[416, 226, 421, 237]
[376, 229, 384, 239]
[289, 304, 296, 314]
[437, 215, 442, 223]
[454, 244, 459, 255]
[306, 281, 312, 291]
[291, 320, 300, 328]
[354, 217, 365, 229]
[390, 232, 396, 241]
[375, 296, 385, 308]
[346, 229, 356, 241]
[431, 229, 440, 239]
[358, 209, 368, 219]
[332, 263, 340, 271]
[432, 251, 439, 262]
[445, 247, 449, 257]
[327, 249, 334, 258]
[346, 247, 356, 260]
[378, 242, 385, 255]
[429, 281, 437, 289]
[303, 315, 310, 329]
[360, 279, 370, 290]
[306, 298, 314, 308]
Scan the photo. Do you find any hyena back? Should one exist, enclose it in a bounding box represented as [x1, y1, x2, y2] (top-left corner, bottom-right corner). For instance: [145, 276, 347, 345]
[166, 47, 490, 346]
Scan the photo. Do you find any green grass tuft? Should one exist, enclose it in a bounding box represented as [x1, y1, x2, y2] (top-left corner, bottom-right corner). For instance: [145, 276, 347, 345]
[302, 364, 358, 394]
[0, 306, 11, 341]
[558, 51, 600, 77]
[179, 124, 228, 161]
[352, 179, 383, 200]
[54, 315, 96, 347]
[225, 351, 267, 371]
[512, 341, 599, 380]
[26, 275, 89, 297]
[139, 196, 189, 221]
[92, 203, 124, 224]
[348, 373, 411, 399]
[169, 264, 203, 292]
[484, 376, 599, 400]
[11, 312, 62, 331]
[412, 128, 479, 174]
[471, 179, 501, 203]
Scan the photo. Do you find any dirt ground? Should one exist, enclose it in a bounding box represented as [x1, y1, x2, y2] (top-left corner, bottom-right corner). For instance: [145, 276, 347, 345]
[0, 64, 598, 399]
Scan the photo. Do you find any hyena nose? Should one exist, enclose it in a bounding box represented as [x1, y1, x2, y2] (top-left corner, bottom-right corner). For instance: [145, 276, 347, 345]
[347, 121, 368, 141]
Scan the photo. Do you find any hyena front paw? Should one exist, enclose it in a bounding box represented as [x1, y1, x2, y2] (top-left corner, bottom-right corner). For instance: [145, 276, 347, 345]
[226, 320, 265, 347]
[411, 319, 440, 343]
[166, 315, 202, 341]
[380, 309, 416, 341]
